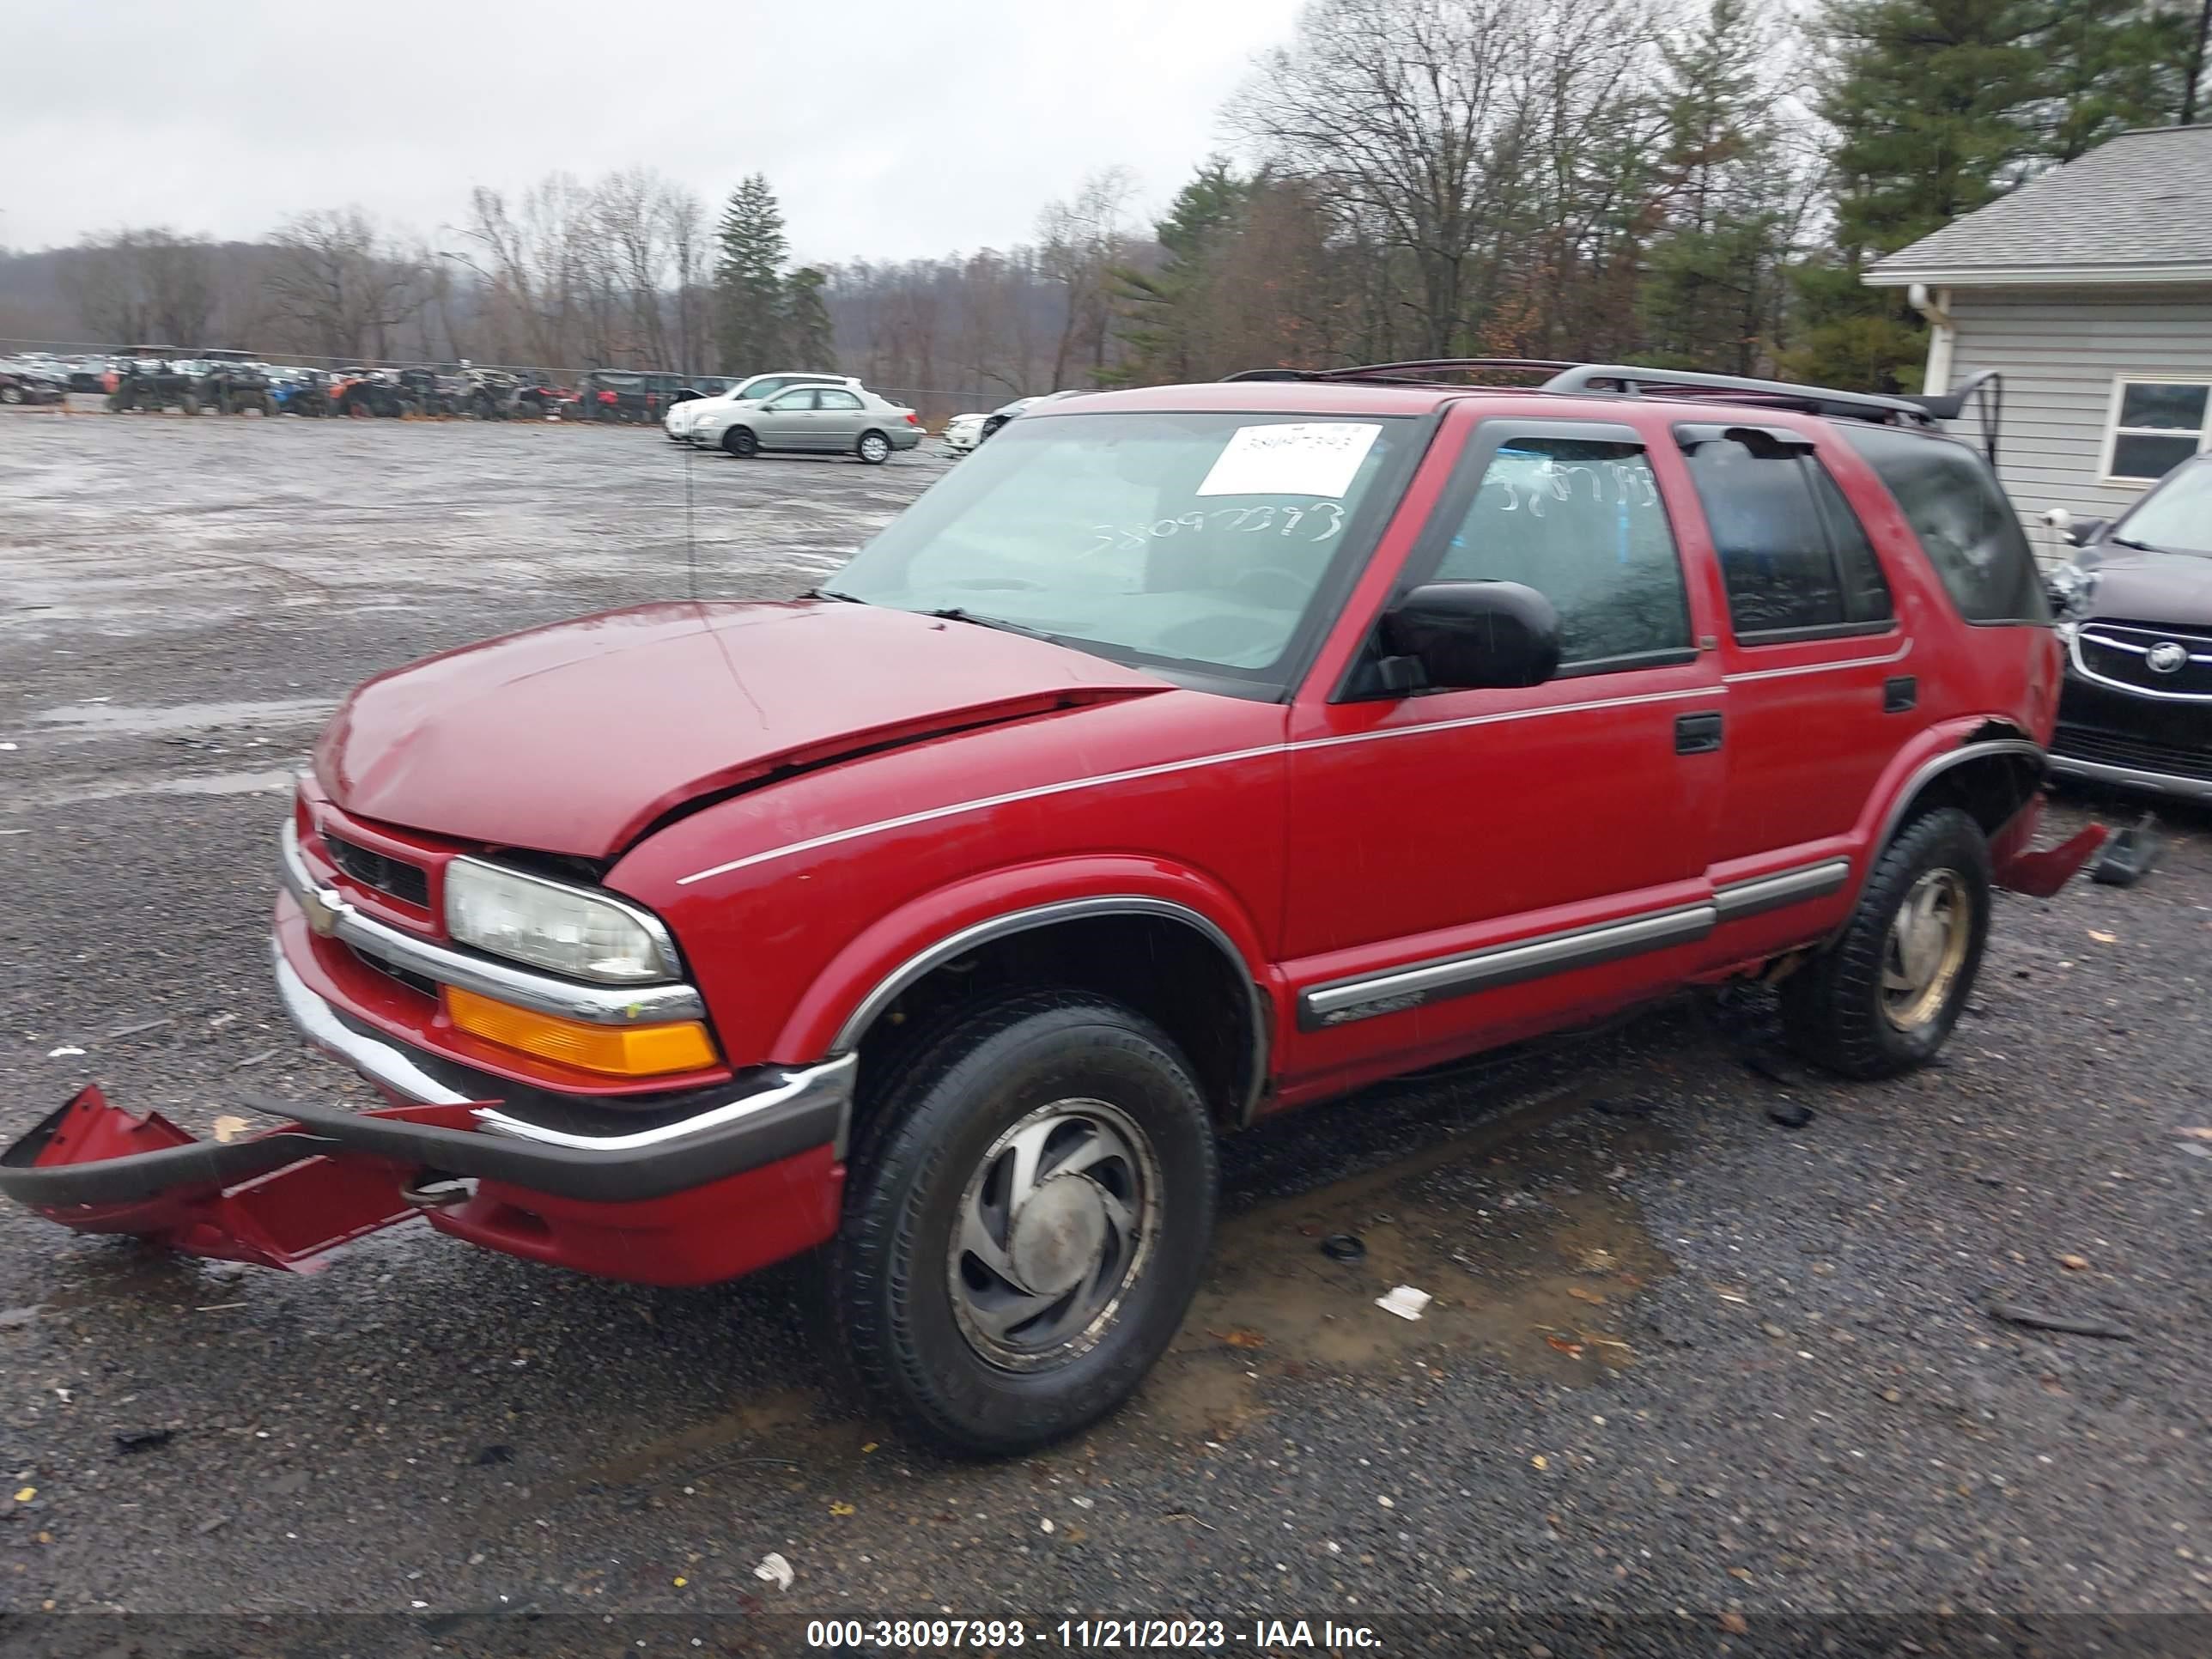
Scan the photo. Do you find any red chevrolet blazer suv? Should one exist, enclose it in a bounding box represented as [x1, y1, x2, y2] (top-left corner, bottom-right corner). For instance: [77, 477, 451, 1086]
[3, 361, 2102, 1455]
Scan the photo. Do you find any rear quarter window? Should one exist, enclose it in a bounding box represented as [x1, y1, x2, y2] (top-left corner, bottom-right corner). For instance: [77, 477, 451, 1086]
[1836, 425, 2049, 625]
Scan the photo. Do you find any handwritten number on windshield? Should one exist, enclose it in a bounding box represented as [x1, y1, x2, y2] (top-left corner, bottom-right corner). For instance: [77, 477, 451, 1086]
[1082, 501, 1345, 556]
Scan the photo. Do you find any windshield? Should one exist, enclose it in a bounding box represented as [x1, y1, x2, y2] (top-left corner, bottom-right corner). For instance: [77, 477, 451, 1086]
[825, 409, 1416, 687]
[2115, 460, 2212, 556]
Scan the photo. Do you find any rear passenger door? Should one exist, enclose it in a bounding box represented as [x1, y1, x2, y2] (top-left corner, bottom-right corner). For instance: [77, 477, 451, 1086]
[1676, 422, 1906, 889]
[814, 387, 868, 449]
[1280, 419, 1728, 1086]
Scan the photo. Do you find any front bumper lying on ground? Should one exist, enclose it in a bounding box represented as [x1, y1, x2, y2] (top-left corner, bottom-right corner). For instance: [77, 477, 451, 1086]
[0, 962, 855, 1284]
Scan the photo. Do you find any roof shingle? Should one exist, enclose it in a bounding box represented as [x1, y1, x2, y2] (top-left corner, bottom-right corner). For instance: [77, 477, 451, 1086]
[1866, 126, 2212, 282]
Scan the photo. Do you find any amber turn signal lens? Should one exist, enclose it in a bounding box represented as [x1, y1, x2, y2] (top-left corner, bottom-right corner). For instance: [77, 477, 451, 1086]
[443, 987, 719, 1078]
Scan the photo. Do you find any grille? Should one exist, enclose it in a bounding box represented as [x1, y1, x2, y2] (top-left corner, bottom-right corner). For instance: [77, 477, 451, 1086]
[2075, 622, 2212, 698]
[348, 945, 441, 1000]
[2051, 726, 2212, 783]
[322, 830, 431, 908]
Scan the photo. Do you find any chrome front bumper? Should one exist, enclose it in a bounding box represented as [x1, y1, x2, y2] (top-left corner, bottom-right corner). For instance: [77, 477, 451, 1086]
[2048, 753, 2212, 803]
[271, 927, 858, 1159]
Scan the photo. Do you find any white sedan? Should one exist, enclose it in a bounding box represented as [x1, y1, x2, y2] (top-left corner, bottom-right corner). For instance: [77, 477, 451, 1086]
[942, 410, 989, 453]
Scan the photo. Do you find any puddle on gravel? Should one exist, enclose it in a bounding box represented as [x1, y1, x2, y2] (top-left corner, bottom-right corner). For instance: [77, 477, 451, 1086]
[31, 696, 335, 738]
[1141, 1088, 1674, 1440]
[0, 767, 295, 812]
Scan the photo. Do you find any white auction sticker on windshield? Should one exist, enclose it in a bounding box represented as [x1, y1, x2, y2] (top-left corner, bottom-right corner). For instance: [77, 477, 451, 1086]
[1196, 422, 1382, 499]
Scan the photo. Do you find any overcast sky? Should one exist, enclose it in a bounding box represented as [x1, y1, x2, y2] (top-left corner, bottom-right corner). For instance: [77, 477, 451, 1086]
[1, 0, 1308, 261]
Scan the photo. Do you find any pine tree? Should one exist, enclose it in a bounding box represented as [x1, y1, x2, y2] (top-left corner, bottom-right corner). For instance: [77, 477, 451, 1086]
[783, 267, 837, 369]
[2039, 0, 2201, 159]
[1639, 0, 1795, 373]
[714, 173, 789, 374]
[1788, 0, 2046, 391]
[1107, 158, 1251, 383]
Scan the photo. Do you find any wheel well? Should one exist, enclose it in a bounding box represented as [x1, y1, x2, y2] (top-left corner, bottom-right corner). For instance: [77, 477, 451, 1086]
[850, 914, 1262, 1135]
[1895, 738, 2042, 843]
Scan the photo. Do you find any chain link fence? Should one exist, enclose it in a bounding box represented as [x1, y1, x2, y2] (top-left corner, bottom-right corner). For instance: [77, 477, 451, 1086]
[1, 338, 1017, 426]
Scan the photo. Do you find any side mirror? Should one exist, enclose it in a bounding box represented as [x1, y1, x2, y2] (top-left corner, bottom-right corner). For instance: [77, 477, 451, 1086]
[1380, 581, 1561, 692]
[2042, 507, 2107, 549]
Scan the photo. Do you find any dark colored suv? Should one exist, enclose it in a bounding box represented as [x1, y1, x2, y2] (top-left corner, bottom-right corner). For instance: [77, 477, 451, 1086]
[2044, 453, 2212, 801]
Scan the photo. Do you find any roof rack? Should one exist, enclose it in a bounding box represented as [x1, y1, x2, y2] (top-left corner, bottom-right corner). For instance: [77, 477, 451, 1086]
[1220, 357, 2003, 464]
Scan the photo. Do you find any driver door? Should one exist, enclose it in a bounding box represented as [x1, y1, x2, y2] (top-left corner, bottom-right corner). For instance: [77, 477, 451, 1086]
[1278, 416, 1727, 1092]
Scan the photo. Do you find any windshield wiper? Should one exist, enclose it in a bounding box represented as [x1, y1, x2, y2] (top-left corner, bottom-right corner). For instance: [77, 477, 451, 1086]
[925, 606, 1050, 640]
[804, 586, 866, 603]
[2107, 536, 2158, 552]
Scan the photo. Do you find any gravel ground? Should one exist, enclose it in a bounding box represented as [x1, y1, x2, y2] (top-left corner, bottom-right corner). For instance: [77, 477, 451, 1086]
[0, 401, 2207, 1656]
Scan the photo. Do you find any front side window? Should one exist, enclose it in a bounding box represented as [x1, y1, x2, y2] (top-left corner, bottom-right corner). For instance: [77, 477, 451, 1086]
[1431, 436, 1692, 668]
[1683, 439, 1893, 639]
[2106, 380, 2210, 483]
[827, 410, 1418, 688]
[764, 389, 817, 411]
[1837, 424, 2049, 625]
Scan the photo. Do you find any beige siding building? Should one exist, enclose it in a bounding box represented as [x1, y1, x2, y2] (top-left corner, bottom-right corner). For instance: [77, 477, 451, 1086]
[1865, 127, 2212, 556]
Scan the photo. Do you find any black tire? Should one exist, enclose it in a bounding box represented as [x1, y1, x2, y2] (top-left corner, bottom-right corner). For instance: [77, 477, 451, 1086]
[831, 991, 1218, 1456]
[721, 426, 758, 459]
[855, 429, 892, 465]
[178, 392, 200, 417]
[0, 384, 24, 406]
[1781, 807, 1991, 1080]
[107, 390, 131, 413]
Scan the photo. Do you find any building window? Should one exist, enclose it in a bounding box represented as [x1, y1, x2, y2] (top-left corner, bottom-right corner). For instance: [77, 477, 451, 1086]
[2105, 379, 2212, 483]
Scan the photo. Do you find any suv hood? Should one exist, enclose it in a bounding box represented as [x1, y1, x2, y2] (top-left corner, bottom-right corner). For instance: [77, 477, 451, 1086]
[2081, 544, 2212, 626]
[314, 600, 1170, 858]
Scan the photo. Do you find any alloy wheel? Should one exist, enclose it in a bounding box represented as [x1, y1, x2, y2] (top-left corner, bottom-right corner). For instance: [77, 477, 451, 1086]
[1881, 867, 1971, 1031]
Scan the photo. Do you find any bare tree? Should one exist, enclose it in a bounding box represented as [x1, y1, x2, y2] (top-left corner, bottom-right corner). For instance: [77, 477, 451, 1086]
[1037, 167, 1136, 386]
[262, 209, 430, 360]
[64, 228, 218, 345]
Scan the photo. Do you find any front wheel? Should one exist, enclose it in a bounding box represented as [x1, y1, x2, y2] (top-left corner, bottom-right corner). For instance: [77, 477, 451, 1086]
[1781, 807, 1991, 1079]
[720, 426, 758, 459]
[855, 429, 891, 465]
[832, 992, 1218, 1456]
[177, 392, 200, 416]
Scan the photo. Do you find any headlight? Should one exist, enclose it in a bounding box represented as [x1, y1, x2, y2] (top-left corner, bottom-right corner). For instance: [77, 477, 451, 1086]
[444, 858, 678, 984]
[2047, 556, 2100, 622]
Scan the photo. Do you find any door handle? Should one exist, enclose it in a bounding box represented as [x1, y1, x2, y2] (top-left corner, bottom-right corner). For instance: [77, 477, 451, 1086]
[1674, 712, 1723, 755]
[1884, 676, 1917, 713]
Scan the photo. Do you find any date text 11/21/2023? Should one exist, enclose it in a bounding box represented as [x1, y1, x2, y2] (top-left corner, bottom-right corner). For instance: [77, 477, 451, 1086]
[803, 1619, 1382, 1650]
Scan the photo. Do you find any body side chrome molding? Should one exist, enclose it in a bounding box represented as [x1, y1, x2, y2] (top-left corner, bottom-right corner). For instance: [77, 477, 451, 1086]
[827, 896, 1272, 1126]
[1298, 902, 1716, 1031]
[282, 822, 705, 1026]
[1712, 858, 1851, 922]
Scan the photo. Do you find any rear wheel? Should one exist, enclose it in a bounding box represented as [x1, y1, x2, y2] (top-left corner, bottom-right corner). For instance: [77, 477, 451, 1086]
[0, 384, 23, 405]
[1781, 807, 1990, 1079]
[832, 992, 1218, 1456]
[178, 392, 200, 416]
[721, 426, 758, 459]
[856, 429, 891, 465]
